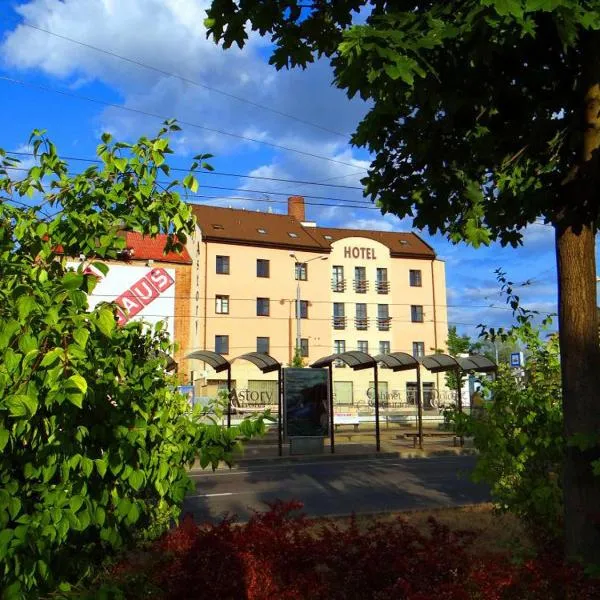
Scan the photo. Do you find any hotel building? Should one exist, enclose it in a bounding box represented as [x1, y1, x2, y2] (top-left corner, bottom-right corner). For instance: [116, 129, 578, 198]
[184, 196, 449, 409]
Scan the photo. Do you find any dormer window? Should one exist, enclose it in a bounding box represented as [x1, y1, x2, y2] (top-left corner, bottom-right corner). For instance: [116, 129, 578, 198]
[212, 224, 224, 230]
[324, 235, 333, 240]
[257, 228, 267, 234]
[288, 232, 298, 238]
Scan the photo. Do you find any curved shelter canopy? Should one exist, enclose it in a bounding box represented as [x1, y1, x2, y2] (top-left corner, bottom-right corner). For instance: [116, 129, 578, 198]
[457, 354, 497, 373]
[421, 353, 461, 373]
[374, 352, 419, 372]
[234, 352, 281, 373]
[186, 350, 230, 373]
[310, 351, 376, 371]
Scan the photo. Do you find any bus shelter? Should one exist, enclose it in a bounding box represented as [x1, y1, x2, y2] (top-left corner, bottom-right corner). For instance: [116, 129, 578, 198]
[186, 351, 283, 456]
[373, 352, 424, 448]
[310, 351, 380, 452]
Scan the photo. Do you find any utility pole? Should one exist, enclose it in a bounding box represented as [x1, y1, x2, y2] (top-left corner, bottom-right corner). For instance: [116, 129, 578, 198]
[289, 252, 327, 358]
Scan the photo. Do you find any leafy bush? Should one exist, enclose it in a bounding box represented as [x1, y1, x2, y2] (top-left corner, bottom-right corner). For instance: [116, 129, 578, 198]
[0, 126, 265, 597]
[95, 502, 599, 600]
[449, 272, 563, 544]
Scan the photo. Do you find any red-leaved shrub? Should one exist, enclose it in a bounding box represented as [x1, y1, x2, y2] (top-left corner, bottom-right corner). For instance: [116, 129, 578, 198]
[110, 501, 600, 600]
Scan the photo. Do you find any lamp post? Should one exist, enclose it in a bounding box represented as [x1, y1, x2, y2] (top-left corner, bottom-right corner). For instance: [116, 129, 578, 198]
[289, 253, 327, 357]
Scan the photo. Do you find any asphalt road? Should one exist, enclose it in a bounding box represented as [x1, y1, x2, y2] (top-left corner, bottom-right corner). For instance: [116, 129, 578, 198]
[183, 455, 490, 522]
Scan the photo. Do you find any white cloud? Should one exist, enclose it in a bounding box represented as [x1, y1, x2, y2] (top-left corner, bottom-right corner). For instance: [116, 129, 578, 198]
[2, 0, 369, 159]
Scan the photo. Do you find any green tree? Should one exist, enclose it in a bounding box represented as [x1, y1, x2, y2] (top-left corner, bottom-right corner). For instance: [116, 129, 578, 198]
[291, 346, 306, 367]
[206, 1, 600, 562]
[445, 326, 474, 391]
[0, 124, 265, 597]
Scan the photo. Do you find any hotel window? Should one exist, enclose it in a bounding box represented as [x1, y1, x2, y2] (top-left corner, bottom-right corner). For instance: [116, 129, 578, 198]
[376, 267, 389, 294]
[215, 335, 229, 355]
[300, 338, 309, 357]
[257, 259, 270, 278]
[332, 265, 345, 292]
[334, 340, 346, 367]
[411, 305, 424, 323]
[357, 340, 369, 354]
[412, 341, 425, 358]
[334, 340, 346, 354]
[355, 303, 368, 330]
[295, 262, 307, 281]
[354, 266, 367, 293]
[257, 336, 270, 354]
[257, 297, 270, 316]
[215, 295, 229, 314]
[410, 269, 422, 287]
[378, 304, 390, 331]
[295, 300, 309, 319]
[333, 302, 346, 329]
[379, 341, 391, 355]
[216, 255, 229, 274]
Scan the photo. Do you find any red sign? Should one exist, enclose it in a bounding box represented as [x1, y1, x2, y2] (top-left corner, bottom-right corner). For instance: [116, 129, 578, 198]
[115, 268, 174, 325]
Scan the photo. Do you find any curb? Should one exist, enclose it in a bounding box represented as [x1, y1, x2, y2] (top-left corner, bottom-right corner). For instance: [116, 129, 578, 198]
[190, 448, 477, 472]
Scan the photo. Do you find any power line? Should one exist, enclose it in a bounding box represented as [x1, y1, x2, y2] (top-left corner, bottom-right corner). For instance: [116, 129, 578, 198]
[7, 151, 364, 190]
[0, 76, 366, 170]
[1, 164, 372, 205]
[21, 23, 349, 139]
[1, 166, 378, 211]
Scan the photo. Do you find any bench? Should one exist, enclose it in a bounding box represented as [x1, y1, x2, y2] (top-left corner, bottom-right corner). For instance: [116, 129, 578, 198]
[403, 432, 463, 448]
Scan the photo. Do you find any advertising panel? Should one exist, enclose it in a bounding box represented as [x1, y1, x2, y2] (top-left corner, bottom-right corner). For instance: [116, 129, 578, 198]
[283, 368, 329, 437]
[68, 262, 176, 337]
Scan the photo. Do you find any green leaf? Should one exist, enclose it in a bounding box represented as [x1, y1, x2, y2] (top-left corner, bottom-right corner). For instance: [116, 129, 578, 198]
[91, 261, 109, 276]
[96, 307, 115, 337]
[40, 347, 63, 368]
[5, 394, 38, 418]
[70, 495, 84, 512]
[72, 328, 90, 348]
[95, 458, 108, 478]
[62, 272, 84, 290]
[65, 374, 87, 394]
[127, 502, 140, 524]
[0, 429, 9, 451]
[95, 506, 106, 527]
[114, 157, 127, 172]
[183, 174, 199, 193]
[81, 456, 94, 477]
[128, 470, 145, 491]
[16, 295, 36, 320]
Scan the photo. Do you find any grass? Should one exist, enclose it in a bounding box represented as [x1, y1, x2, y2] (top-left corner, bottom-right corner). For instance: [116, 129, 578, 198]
[323, 503, 534, 557]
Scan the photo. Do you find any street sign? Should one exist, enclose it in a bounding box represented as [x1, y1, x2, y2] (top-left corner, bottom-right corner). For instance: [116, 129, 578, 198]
[510, 352, 524, 368]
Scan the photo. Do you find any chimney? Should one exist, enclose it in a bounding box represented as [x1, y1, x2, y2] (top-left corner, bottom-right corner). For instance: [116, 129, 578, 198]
[288, 196, 305, 222]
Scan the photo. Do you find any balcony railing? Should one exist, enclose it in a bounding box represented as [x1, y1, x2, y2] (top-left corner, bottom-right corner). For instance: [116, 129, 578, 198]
[376, 280, 390, 294]
[354, 279, 368, 293]
[331, 279, 346, 292]
[355, 317, 369, 330]
[377, 317, 392, 331]
[332, 316, 347, 330]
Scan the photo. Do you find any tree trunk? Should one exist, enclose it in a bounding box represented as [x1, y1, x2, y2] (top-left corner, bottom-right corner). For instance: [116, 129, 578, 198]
[556, 223, 600, 563]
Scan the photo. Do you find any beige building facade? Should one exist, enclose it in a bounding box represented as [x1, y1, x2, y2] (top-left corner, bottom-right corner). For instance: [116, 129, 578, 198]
[185, 198, 449, 410]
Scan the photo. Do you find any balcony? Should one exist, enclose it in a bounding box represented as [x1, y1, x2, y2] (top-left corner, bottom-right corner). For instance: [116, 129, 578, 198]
[377, 317, 392, 331]
[354, 279, 368, 293]
[331, 279, 346, 292]
[376, 280, 390, 294]
[355, 317, 369, 331]
[332, 316, 347, 330]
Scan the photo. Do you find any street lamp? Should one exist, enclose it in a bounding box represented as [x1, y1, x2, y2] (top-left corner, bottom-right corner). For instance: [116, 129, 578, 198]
[289, 253, 327, 355]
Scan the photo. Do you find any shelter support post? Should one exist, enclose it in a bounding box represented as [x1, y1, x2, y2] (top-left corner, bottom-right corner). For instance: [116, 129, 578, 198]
[416, 365, 423, 450]
[456, 367, 464, 447]
[226, 366, 232, 429]
[328, 364, 335, 454]
[278, 366, 283, 457]
[374, 364, 380, 452]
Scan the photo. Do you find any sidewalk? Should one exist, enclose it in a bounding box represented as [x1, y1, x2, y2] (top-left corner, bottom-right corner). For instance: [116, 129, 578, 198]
[195, 427, 476, 470]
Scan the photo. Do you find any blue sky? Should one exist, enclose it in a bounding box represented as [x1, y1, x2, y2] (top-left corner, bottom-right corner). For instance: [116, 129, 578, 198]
[1, 0, 583, 342]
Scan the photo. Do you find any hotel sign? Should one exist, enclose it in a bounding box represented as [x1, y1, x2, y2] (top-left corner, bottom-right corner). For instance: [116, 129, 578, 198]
[344, 246, 377, 259]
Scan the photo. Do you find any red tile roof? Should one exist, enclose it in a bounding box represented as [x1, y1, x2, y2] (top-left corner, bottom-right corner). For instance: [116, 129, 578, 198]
[124, 232, 192, 264]
[190, 204, 436, 259]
